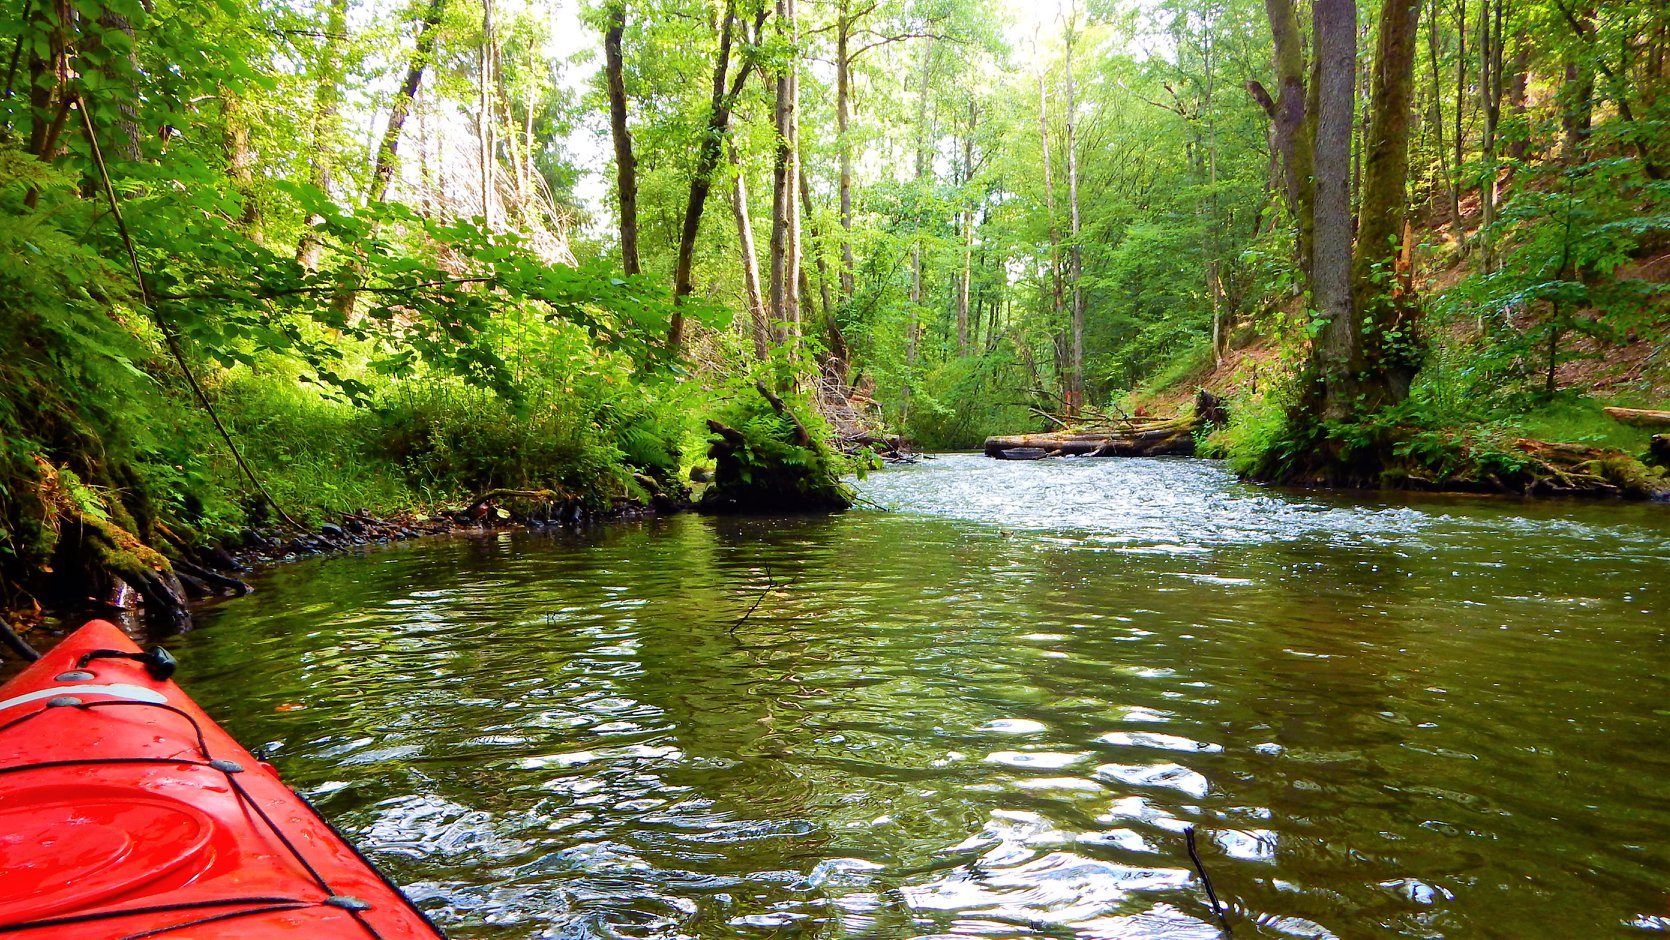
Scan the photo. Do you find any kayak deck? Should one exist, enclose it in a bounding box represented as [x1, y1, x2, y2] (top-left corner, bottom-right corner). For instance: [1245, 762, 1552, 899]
[0, 620, 444, 939]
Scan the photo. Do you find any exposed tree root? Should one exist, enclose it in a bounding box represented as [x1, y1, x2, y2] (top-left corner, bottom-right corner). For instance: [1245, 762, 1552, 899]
[1508, 439, 1669, 499]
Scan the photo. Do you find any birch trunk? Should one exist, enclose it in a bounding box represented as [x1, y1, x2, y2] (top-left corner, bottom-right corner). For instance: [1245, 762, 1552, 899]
[729, 146, 770, 359]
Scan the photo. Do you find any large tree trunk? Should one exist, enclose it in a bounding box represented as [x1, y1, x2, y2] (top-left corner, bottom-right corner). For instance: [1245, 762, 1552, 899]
[668, 3, 760, 353]
[1309, 0, 1423, 424]
[221, 87, 260, 235]
[768, 0, 801, 342]
[1263, 0, 1315, 280]
[603, 0, 641, 275]
[296, 0, 347, 269]
[1307, 0, 1359, 422]
[729, 145, 770, 358]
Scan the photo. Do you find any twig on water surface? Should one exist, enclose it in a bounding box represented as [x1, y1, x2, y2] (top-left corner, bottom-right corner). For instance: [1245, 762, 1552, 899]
[1185, 826, 1233, 935]
[730, 563, 783, 634]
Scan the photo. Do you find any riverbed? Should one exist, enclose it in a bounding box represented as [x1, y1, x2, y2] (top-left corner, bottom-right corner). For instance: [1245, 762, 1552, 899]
[183, 455, 1670, 938]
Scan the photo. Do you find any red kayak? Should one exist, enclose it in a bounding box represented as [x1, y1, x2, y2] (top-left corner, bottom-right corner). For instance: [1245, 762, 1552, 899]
[0, 620, 444, 938]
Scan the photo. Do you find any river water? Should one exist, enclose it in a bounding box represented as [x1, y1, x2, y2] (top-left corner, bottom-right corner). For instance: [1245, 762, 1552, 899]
[183, 455, 1670, 938]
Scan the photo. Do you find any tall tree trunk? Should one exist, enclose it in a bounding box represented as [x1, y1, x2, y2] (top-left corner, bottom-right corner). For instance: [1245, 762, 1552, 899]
[1505, 33, 1528, 162]
[1308, 0, 1358, 422]
[800, 166, 847, 372]
[1305, 0, 1422, 427]
[1477, 0, 1502, 270]
[297, 0, 347, 269]
[729, 145, 769, 359]
[902, 37, 934, 427]
[668, 3, 760, 353]
[1425, 9, 1464, 244]
[1263, 0, 1316, 282]
[956, 101, 976, 356]
[1036, 34, 1066, 380]
[368, 0, 447, 205]
[1348, 0, 1422, 409]
[1064, 6, 1085, 413]
[1200, 15, 1223, 363]
[768, 0, 801, 342]
[836, 3, 855, 302]
[479, 0, 495, 227]
[603, 0, 641, 275]
[221, 87, 260, 235]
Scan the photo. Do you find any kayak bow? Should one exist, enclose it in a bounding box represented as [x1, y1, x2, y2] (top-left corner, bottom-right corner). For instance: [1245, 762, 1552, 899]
[0, 620, 444, 939]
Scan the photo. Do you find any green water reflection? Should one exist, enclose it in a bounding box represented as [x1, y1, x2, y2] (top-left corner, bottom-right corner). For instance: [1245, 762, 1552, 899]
[182, 456, 1670, 938]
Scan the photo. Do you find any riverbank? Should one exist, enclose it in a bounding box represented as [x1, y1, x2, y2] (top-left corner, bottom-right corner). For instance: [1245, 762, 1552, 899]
[0, 486, 684, 658]
[0, 368, 871, 651]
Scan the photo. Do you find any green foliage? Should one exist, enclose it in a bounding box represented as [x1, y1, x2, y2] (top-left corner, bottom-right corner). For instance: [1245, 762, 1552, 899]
[216, 371, 433, 525]
[906, 352, 1036, 450]
[0, 0, 727, 609]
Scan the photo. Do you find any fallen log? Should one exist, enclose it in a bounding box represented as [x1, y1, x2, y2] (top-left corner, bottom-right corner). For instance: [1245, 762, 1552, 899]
[984, 390, 1226, 461]
[984, 421, 1196, 459]
[1602, 406, 1670, 429]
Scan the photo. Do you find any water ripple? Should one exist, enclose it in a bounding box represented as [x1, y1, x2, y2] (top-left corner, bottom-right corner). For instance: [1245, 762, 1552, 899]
[178, 455, 1670, 938]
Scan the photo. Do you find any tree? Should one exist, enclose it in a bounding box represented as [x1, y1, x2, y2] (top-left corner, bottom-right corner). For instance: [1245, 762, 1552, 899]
[1306, 0, 1423, 425]
[1064, 1, 1085, 413]
[667, 1, 763, 353]
[768, 0, 801, 341]
[296, 0, 349, 269]
[602, 0, 642, 274]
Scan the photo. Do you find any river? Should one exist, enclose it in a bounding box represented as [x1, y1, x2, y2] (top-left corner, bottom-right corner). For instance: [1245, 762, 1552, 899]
[182, 455, 1670, 938]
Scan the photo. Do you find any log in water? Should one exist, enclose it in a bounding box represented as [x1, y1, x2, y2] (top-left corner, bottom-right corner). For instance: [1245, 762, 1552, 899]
[984, 417, 1196, 459]
[984, 392, 1221, 460]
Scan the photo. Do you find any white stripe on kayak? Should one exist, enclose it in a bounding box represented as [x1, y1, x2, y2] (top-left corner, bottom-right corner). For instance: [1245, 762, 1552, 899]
[0, 683, 169, 713]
